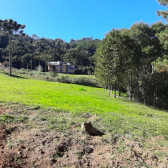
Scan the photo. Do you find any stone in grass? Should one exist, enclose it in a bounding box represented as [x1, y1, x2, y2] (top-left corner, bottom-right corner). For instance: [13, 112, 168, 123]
[81, 121, 105, 136]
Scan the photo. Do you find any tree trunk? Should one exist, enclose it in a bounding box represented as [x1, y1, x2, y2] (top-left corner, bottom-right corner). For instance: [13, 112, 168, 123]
[114, 80, 116, 98]
[108, 80, 110, 96]
[144, 69, 146, 106]
[136, 68, 139, 99]
[45, 61, 47, 72]
[9, 34, 12, 76]
[27, 63, 28, 69]
[118, 82, 120, 97]
[31, 57, 32, 70]
[129, 70, 132, 101]
[152, 65, 154, 74]
[154, 73, 157, 106]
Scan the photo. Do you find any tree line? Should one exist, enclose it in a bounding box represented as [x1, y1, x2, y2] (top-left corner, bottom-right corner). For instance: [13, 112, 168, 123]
[94, 22, 168, 110]
[0, 19, 100, 75]
[93, 0, 168, 110]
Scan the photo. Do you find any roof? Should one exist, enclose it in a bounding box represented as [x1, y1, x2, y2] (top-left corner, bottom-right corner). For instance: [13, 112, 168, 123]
[48, 61, 70, 66]
[1, 61, 9, 65]
[69, 66, 75, 69]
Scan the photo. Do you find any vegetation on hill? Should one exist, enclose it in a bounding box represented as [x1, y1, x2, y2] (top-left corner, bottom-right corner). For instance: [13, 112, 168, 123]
[94, 22, 168, 110]
[0, 24, 100, 75]
[0, 72, 168, 140]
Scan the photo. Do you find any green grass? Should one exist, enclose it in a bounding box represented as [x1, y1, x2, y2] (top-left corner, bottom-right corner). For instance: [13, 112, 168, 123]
[0, 113, 28, 124]
[1, 71, 168, 139]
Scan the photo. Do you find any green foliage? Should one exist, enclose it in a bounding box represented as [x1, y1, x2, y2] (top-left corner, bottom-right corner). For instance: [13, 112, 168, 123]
[0, 28, 100, 74]
[79, 87, 86, 91]
[0, 114, 28, 124]
[157, 0, 168, 21]
[94, 22, 168, 109]
[151, 55, 168, 73]
[0, 19, 25, 75]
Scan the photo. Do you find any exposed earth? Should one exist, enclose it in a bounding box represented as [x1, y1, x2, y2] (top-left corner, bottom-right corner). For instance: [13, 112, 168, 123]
[0, 104, 168, 168]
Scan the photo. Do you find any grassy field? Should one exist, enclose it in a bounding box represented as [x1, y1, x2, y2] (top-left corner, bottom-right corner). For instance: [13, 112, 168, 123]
[0, 71, 168, 140]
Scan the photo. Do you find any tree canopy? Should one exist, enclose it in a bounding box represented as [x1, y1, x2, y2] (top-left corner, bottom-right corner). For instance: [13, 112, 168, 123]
[0, 19, 25, 75]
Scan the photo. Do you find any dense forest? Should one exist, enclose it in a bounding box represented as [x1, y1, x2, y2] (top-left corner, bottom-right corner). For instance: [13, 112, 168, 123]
[94, 21, 168, 110]
[93, 0, 168, 110]
[0, 22, 100, 74]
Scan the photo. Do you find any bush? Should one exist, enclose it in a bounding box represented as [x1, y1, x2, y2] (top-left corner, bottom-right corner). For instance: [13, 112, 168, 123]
[55, 75, 98, 87]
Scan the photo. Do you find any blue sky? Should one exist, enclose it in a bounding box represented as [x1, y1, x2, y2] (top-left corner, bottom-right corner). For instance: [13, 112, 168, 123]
[0, 0, 167, 42]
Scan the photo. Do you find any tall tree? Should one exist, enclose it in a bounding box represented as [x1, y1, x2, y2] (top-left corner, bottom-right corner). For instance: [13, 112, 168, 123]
[0, 19, 25, 75]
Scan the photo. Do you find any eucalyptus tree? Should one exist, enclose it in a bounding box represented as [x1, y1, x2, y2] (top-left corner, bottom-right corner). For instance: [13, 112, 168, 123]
[41, 45, 53, 72]
[0, 19, 25, 75]
[94, 29, 129, 97]
[11, 38, 26, 68]
[33, 39, 45, 66]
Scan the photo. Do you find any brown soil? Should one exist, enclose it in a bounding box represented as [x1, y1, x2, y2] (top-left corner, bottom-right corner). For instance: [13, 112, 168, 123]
[1, 105, 168, 168]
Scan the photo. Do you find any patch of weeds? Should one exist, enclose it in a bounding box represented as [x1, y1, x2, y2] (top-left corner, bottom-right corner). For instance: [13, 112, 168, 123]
[25, 121, 35, 128]
[98, 152, 103, 155]
[75, 150, 83, 157]
[70, 121, 76, 125]
[111, 157, 116, 160]
[154, 150, 167, 158]
[82, 113, 92, 118]
[15, 155, 22, 165]
[18, 139, 24, 144]
[84, 147, 93, 154]
[144, 142, 152, 149]
[39, 115, 48, 121]
[48, 116, 70, 131]
[0, 114, 28, 124]
[124, 134, 133, 140]
[136, 162, 150, 168]
[124, 157, 130, 161]
[79, 88, 86, 91]
[157, 140, 168, 147]
[117, 146, 125, 153]
[7, 142, 13, 149]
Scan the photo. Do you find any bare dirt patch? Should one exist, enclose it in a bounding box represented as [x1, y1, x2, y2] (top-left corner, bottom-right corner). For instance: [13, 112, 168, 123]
[0, 105, 12, 115]
[1, 104, 168, 167]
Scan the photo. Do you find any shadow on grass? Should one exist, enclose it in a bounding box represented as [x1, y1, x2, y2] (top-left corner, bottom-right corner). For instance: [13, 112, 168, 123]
[0, 71, 28, 79]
